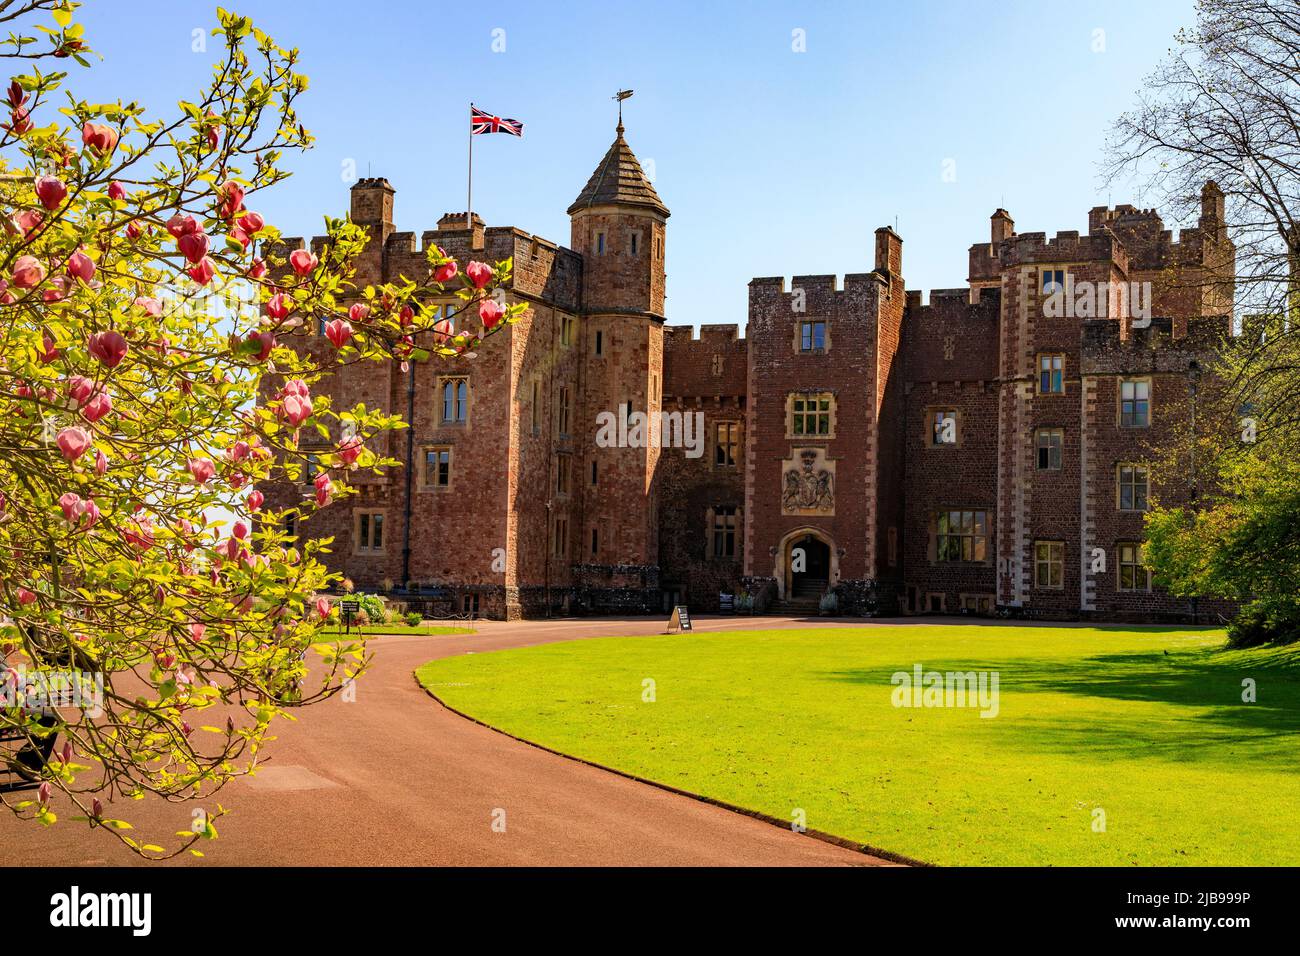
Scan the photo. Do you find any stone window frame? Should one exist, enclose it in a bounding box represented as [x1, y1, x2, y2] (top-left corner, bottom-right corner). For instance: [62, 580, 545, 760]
[553, 515, 569, 557]
[528, 378, 541, 436]
[1033, 539, 1065, 589]
[1117, 540, 1153, 592]
[555, 453, 572, 497]
[1039, 267, 1071, 297]
[629, 229, 642, 256]
[792, 318, 830, 354]
[353, 508, 387, 556]
[589, 524, 600, 559]
[704, 505, 741, 560]
[560, 314, 575, 348]
[925, 592, 947, 613]
[785, 391, 836, 440]
[556, 385, 572, 438]
[595, 231, 606, 256]
[1035, 427, 1064, 470]
[931, 509, 990, 564]
[439, 376, 470, 427]
[1036, 352, 1066, 395]
[1118, 376, 1153, 428]
[713, 420, 742, 470]
[1116, 462, 1151, 512]
[419, 445, 453, 491]
[593, 327, 604, 357]
[926, 406, 961, 448]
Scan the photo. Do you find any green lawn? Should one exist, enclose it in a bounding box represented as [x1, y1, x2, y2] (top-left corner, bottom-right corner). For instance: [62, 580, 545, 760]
[416, 625, 1300, 866]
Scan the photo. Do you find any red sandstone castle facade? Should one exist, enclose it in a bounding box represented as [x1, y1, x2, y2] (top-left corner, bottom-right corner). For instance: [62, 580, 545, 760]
[269, 123, 1236, 622]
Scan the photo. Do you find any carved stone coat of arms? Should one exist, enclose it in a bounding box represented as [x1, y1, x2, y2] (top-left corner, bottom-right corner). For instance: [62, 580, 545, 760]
[781, 447, 835, 515]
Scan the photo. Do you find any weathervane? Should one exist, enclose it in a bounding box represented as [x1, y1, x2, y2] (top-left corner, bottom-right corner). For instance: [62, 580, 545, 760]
[613, 89, 633, 132]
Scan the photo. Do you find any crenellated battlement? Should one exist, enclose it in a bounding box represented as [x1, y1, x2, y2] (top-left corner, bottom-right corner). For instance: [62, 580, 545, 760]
[1003, 229, 1125, 268]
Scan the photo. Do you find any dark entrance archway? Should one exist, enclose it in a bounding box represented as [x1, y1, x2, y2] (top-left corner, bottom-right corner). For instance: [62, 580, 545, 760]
[788, 533, 831, 601]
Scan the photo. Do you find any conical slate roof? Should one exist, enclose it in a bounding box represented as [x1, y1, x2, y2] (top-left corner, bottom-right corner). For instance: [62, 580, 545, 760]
[567, 127, 669, 218]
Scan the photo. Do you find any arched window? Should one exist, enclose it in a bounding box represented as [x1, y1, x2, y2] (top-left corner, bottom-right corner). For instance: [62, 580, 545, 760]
[442, 379, 468, 423]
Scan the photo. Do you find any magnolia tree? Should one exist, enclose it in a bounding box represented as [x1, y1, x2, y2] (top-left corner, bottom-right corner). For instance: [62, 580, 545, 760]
[0, 1, 522, 856]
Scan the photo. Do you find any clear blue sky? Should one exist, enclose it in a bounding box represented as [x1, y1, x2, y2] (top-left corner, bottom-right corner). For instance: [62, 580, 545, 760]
[77, 0, 1195, 328]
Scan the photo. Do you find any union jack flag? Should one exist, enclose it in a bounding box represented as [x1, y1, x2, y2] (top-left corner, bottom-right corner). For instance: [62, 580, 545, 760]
[471, 106, 523, 137]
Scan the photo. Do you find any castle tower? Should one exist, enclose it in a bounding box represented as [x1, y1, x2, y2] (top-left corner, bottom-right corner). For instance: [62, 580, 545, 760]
[569, 122, 670, 605]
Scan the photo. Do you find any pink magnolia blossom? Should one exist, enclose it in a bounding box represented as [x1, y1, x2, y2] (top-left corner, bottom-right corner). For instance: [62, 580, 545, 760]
[465, 260, 492, 289]
[188, 257, 216, 285]
[166, 213, 199, 238]
[313, 471, 333, 507]
[289, 249, 318, 276]
[240, 210, 265, 234]
[265, 293, 292, 321]
[56, 426, 92, 460]
[348, 302, 370, 323]
[247, 489, 264, 511]
[42, 275, 69, 302]
[94, 449, 108, 475]
[232, 520, 249, 540]
[248, 257, 267, 280]
[133, 296, 162, 316]
[67, 375, 96, 406]
[80, 391, 112, 424]
[188, 458, 216, 484]
[217, 179, 245, 219]
[316, 596, 331, 619]
[59, 492, 100, 530]
[177, 230, 210, 264]
[11, 255, 45, 289]
[479, 297, 505, 330]
[17, 587, 37, 606]
[88, 330, 129, 368]
[37, 330, 59, 362]
[12, 208, 41, 237]
[81, 122, 119, 155]
[107, 181, 126, 201]
[280, 393, 312, 427]
[189, 622, 206, 642]
[34, 174, 66, 210]
[244, 330, 276, 362]
[66, 250, 95, 283]
[324, 318, 352, 349]
[338, 437, 362, 466]
[435, 260, 458, 283]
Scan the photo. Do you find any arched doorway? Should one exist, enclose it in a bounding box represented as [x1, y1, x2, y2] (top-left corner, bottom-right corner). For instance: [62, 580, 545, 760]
[773, 527, 837, 600]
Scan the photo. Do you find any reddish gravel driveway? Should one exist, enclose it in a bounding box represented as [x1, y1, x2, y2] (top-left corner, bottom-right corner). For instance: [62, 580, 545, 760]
[3, 615, 897, 866]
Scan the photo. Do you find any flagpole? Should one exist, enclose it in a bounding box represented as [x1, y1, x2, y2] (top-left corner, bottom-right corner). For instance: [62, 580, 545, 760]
[466, 102, 474, 231]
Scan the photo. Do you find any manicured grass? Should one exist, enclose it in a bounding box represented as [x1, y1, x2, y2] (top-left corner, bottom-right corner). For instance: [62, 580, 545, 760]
[416, 625, 1300, 866]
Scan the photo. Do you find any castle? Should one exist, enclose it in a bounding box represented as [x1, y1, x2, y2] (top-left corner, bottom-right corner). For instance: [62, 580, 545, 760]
[266, 121, 1237, 622]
